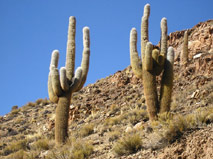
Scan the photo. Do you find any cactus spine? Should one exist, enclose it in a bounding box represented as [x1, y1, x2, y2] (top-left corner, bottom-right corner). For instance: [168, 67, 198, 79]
[48, 16, 90, 144]
[181, 30, 189, 65]
[130, 4, 174, 121]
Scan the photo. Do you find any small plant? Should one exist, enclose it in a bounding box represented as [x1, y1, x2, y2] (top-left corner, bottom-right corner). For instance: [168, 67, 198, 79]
[108, 130, 120, 142]
[5, 150, 25, 159]
[10, 108, 20, 115]
[35, 98, 50, 106]
[32, 138, 50, 150]
[80, 124, 94, 137]
[47, 139, 93, 159]
[2, 139, 28, 156]
[71, 140, 93, 159]
[113, 132, 142, 156]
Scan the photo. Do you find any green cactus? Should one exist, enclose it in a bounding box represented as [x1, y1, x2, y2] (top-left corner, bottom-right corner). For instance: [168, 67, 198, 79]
[181, 30, 188, 65]
[48, 16, 90, 145]
[130, 4, 174, 121]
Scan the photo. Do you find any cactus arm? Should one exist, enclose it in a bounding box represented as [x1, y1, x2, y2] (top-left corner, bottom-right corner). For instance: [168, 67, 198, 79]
[60, 67, 69, 92]
[181, 30, 188, 65]
[70, 67, 83, 92]
[144, 42, 153, 71]
[50, 50, 59, 68]
[48, 50, 60, 103]
[51, 67, 63, 96]
[65, 16, 76, 82]
[159, 47, 174, 113]
[75, 27, 90, 91]
[130, 28, 142, 78]
[160, 18, 168, 58]
[48, 72, 59, 103]
[141, 3, 150, 60]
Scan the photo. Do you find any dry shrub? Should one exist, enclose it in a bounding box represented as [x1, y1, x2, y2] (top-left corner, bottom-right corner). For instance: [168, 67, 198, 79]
[153, 106, 213, 144]
[31, 138, 50, 151]
[113, 132, 142, 156]
[108, 130, 120, 142]
[47, 139, 93, 159]
[35, 98, 50, 106]
[2, 139, 28, 156]
[104, 108, 148, 127]
[80, 124, 94, 137]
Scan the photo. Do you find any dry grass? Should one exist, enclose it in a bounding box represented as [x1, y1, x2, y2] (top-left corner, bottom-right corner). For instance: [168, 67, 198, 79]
[104, 108, 148, 127]
[151, 106, 213, 144]
[31, 138, 51, 151]
[47, 139, 93, 159]
[108, 130, 120, 142]
[2, 139, 28, 156]
[35, 98, 50, 106]
[79, 124, 94, 137]
[113, 132, 143, 156]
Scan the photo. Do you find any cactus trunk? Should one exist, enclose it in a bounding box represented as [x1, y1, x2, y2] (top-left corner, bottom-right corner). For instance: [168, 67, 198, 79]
[55, 93, 71, 144]
[143, 70, 159, 120]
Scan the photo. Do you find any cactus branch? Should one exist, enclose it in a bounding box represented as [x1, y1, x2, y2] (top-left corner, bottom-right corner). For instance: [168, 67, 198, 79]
[75, 27, 90, 91]
[66, 16, 76, 81]
[130, 28, 142, 78]
[141, 3, 150, 60]
[160, 47, 174, 113]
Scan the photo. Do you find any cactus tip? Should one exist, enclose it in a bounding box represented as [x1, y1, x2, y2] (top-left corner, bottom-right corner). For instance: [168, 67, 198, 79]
[83, 26, 90, 33]
[69, 16, 76, 21]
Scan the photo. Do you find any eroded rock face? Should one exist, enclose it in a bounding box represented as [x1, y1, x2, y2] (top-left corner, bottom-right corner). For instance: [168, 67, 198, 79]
[168, 20, 213, 61]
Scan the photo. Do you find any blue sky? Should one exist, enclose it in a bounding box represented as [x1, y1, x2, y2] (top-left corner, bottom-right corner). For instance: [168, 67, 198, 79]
[0, 0, 212, 115]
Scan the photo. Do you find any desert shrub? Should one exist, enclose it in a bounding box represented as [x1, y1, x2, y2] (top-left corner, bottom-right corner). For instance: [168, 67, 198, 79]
[104, 108, 148, 127]
[79, 124, 94, 137]
[153, 106, 213, 143]
[32, 138, 50, 150]
[70, 140, 93, 159]
[109, 104, 120, 115]
[35, 98, 50, 106]
[125, 109, 148, 125]
[47, 140, 93, 159]
[11, 105, 18, 111]
[108, 130, 120, 142]
[10, 109, 20, 115]
[3, 139, 28, 156]
[5, 150, 25, 159]
[104, 116, 122, 126]
[27, 102, 36, 107]
[113, 132, 142, 156]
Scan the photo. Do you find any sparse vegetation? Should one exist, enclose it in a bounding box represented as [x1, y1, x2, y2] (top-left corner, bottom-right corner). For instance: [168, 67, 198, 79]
[31, 138, 51, 150]
[2, 139, 28, 156]
[46, 139, 93, 159]
[113, 132, 143, 156]
[79, 124, 94, 137]
[152, 106, 213, 144]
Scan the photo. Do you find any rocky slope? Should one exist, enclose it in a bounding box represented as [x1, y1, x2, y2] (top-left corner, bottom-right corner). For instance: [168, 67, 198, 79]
[0, 20, 212, 159]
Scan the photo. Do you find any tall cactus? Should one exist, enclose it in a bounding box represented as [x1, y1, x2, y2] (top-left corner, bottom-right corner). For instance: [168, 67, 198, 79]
[130, 4, 174, 121]
[48, 16, 90, 144]
[181, 30, 188, 66]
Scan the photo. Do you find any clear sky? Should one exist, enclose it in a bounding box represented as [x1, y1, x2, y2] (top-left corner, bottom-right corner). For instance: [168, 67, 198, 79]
[0, 0, 212, 116]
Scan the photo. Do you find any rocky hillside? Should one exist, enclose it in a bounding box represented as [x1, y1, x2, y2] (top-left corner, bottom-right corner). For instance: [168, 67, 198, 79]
[0, 20, 212, 159]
